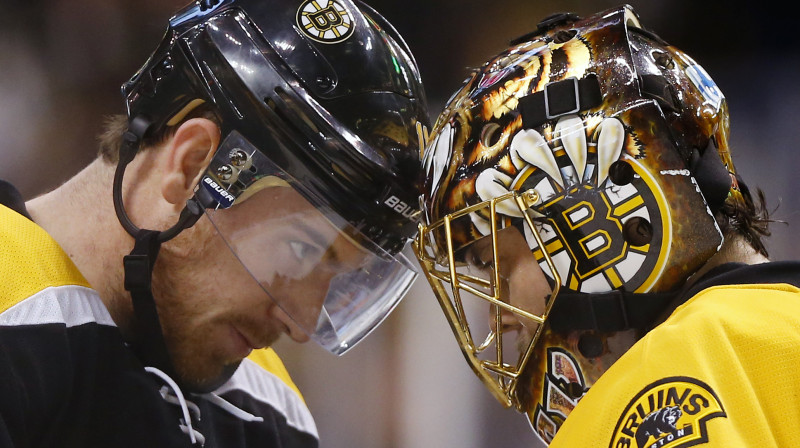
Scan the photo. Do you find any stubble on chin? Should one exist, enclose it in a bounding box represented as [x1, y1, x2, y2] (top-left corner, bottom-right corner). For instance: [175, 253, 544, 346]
[160, 304, 255, 392]
[172, 342, 243, 392]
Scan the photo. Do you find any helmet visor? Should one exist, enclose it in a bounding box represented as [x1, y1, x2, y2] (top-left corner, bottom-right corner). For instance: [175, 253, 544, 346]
[199, 131, 417, 355]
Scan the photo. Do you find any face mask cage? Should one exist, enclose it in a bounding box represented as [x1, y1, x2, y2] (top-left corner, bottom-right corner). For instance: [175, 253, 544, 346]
[414, 188, 561, 409]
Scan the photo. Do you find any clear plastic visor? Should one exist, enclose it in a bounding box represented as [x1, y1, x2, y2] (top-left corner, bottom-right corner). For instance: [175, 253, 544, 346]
[200, 132, 417, 355]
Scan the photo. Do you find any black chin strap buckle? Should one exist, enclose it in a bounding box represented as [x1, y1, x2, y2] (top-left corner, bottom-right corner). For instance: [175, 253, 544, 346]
[123, 230, 160, 293]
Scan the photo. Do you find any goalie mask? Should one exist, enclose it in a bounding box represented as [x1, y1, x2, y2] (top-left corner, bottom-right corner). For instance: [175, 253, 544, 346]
[414, 5, 739, 444]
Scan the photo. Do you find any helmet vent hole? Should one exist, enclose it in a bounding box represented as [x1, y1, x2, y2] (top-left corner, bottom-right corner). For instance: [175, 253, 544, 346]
[565, 382, 586, 399]
[553, 29, 577, 44]
[608, 160, 634, 185]
[623, 217, 653, 246]
[480, 123, 503, 148]
[651, 50, 674, 70]
[267, 89, 321, 134]
[577, 333, 604, 358]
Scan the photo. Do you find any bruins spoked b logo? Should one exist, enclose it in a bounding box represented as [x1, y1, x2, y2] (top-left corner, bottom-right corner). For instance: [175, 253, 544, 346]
[297, 0, 354, 43]
[610, 377, 726, 448]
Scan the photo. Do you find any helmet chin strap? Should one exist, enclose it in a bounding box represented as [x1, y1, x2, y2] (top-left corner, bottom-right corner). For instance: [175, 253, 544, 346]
[112, 115, 211, 386]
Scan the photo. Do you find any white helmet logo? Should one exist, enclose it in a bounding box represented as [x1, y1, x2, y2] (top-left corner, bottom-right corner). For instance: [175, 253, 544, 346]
[297, 0, 354, 44]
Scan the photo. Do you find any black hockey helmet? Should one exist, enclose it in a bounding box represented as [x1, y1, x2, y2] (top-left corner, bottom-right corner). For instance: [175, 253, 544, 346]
[115, 0, 429, 365]
[124, 0, 428, 254]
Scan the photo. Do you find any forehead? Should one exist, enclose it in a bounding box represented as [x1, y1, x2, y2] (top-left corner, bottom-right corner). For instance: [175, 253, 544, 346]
[219, 184, 325, 228]
[206, 184, 329, 241]
[238, 184, 314, 214]
[465, 225, 533, 260]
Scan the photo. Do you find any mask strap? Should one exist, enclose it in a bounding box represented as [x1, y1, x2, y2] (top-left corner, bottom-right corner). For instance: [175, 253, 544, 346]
[689, 138, 733, 213]
[546, 290, 676, 333]
[519, 75, 603, 130]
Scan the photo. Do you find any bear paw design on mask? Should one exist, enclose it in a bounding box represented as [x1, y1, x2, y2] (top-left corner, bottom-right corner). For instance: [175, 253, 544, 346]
[471, 114, 662, 294]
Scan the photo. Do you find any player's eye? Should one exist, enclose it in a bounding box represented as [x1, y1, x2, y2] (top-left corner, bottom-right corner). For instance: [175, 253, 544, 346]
[289, 240, 321, 261]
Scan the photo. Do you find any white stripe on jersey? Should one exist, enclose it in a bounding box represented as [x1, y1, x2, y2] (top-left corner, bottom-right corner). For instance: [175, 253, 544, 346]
[213, 358, 319, 438]
[0, 285, 115, 327]
[1, 284, 318, 439]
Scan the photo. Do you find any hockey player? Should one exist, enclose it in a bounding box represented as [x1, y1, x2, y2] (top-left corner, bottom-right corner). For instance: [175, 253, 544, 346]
[414, 5, 799, 447]
[0, 0, 428, 446]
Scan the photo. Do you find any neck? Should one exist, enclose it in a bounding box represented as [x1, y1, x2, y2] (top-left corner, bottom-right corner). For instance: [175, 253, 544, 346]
[685, 234, 770, 289]
[26, 159, 134, 328]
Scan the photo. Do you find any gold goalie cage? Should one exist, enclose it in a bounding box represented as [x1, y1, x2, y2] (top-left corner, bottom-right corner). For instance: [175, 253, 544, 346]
[414, 189, 561, 409]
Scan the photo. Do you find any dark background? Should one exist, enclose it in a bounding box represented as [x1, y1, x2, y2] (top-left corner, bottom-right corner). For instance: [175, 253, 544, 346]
[1, 1, 798, 446]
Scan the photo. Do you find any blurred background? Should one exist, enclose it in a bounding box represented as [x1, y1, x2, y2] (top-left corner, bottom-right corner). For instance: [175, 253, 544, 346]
[1, 0, 797, 446]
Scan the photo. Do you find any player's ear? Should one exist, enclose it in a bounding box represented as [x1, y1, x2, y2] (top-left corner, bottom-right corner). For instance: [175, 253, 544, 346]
[161, 118, 220, 206]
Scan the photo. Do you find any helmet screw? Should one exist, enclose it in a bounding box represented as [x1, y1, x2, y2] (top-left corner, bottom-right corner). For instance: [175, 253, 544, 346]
[522, 190, 540, 207]
[229, 148, 250, 168]
[216, 164, 237, 183]
[623, 217, 653, 246]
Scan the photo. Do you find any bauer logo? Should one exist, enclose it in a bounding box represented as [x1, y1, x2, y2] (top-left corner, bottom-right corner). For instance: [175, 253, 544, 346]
[609, 377, 725, 448]
[384, 195, 417, 219]
[296, 0, 354, 44]
[202, 177, 235, 208]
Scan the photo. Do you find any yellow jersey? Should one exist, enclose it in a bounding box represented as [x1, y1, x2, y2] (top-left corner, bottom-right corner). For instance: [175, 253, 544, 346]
[551, 280, 800, 448]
